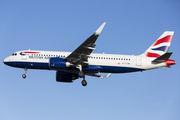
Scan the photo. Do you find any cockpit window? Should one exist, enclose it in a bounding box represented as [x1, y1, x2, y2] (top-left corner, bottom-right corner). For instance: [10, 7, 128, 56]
[12, 53, 17, 56]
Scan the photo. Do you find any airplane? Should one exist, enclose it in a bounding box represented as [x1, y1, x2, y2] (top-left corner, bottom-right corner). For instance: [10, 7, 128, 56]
[3, 22, 176, 86]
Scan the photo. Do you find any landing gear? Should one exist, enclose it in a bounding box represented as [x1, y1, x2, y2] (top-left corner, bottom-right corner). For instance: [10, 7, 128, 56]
[22, 68, 27, 79]
[78, 71, 84, 78]
[76, 64, 87, 86]
[22, 74, 26, 78]
[78, 71, 87, 86]
[81, 80, 87, 86]
[81, 73, 87, 86]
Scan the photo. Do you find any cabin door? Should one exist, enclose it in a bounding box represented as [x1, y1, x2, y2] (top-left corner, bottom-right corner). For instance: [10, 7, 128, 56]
[136, 56, 142, 66]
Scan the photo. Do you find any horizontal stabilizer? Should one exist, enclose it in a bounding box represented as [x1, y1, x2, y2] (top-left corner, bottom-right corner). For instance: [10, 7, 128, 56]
[152, 52, 172, 63]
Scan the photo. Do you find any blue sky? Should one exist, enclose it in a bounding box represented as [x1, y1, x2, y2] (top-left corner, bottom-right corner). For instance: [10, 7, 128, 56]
[0, 0, 180, 120]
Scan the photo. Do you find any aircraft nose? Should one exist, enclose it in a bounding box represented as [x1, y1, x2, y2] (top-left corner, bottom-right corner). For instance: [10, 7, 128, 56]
[3, 57, 10, 65]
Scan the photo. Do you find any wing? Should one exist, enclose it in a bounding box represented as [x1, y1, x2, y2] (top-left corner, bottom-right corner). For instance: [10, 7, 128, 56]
[67, 22, 106, 67]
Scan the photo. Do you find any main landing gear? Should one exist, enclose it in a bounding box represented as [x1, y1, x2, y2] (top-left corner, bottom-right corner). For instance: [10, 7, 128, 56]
[78, 71, 87, 86]
[77, 65, 87, 86]
[22, 68, 27, 79]
[78, 71, 84, 78]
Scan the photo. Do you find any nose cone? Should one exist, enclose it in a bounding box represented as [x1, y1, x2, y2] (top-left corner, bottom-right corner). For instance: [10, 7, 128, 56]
[165, 59, 176, 66]
[3, 57, 10, 65]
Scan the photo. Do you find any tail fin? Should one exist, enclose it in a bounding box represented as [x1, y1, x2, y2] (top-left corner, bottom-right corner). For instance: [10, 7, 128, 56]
[142, 31, 174, 58]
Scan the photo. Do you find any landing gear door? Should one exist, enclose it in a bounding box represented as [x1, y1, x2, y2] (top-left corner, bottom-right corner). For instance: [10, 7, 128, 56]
[136, 56, 142, 66]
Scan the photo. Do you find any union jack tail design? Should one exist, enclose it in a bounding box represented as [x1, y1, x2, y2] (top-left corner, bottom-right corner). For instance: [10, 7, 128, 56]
[143, 31, 174, 58]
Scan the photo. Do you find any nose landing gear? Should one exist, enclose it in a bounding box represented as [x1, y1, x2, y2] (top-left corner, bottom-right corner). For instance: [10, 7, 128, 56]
[22, 74, 26, 78]
[22, 68, 27, 78]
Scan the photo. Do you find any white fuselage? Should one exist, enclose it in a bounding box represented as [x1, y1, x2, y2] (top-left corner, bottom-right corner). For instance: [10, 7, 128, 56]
[4, 50, 167, 73]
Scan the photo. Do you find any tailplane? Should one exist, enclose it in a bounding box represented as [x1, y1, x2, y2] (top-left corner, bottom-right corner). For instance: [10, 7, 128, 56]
[142, 31, 174, 58]
[152, 52, 176, 66]
[152, 52, 172, 63]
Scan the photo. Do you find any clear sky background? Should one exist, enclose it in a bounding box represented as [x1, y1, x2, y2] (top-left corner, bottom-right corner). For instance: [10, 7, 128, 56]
[0, 0, 180, 120]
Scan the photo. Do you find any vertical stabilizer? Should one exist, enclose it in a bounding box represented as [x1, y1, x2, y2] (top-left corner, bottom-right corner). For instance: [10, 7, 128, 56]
[142, 31, 174, 58]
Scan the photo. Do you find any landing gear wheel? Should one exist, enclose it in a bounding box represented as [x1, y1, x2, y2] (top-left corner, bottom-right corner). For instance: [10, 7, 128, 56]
[78, 71, 84, 78]
[22, 74, 26, 78]
[81, 80, 87, 86]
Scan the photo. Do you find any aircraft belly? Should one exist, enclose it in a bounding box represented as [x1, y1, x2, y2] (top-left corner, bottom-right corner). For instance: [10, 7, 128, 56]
[99, 65, 144, 73]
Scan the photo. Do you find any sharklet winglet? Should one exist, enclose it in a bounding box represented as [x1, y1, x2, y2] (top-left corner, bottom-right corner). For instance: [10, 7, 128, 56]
[95, 22, 106, 35]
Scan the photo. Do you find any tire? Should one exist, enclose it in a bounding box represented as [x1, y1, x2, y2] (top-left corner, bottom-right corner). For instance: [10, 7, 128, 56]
[81, 80, 87, 86]
[22, 74, 26, 78]
[78, 71, 84, 78]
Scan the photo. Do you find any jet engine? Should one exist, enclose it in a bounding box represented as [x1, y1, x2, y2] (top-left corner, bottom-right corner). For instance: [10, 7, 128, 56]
[49, 58, 72, 70]
[56, 71, 78, 82]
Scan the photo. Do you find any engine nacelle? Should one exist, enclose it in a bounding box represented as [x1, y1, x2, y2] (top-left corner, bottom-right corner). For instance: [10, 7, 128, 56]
[56, 71, 78, 82]
[49, 58, 72, 70]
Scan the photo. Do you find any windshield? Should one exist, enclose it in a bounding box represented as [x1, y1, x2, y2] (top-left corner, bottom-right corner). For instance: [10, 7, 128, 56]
[12, 53, 17, 56]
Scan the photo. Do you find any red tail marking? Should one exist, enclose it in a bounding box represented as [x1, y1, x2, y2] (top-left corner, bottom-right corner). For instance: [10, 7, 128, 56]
[153, 35, 173, 46]
[146, 52, 161, 58]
